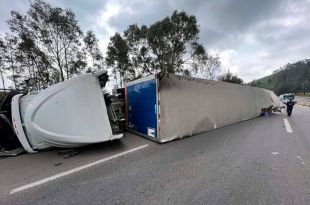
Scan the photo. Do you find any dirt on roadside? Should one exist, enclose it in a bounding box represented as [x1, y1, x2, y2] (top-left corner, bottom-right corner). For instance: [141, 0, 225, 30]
[295, 96, 310, 107]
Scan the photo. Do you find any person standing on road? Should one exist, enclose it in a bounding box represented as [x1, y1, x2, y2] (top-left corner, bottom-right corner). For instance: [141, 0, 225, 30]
[286, 99, 295, 116]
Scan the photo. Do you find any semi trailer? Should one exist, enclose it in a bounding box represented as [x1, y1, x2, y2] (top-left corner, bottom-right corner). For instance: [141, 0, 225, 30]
[1, 70, 283, 155]
[125, 73, 283, 143]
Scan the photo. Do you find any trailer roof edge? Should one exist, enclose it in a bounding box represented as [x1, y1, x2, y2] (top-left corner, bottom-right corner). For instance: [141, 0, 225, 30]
[125, 74, 157, 86]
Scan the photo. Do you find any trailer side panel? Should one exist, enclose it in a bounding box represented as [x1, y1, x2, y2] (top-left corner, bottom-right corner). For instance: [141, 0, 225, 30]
[158, 74, 280, 142]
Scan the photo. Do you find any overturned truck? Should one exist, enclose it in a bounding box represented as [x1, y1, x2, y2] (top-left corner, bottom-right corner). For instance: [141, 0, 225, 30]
[125, 73, 283, 143]
[0, 70, 125, 154]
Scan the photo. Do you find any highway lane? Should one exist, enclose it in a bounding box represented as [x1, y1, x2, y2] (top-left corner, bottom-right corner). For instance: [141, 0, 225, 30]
[2, 105, 310, 205]
[0, 133, 150, 198]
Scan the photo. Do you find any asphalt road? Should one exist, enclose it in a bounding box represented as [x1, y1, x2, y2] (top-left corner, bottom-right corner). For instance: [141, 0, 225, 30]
[1, 105, 310, 205]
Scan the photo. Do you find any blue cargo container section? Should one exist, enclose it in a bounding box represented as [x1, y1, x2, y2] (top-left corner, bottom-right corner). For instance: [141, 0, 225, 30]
[125, 75, 159, 140]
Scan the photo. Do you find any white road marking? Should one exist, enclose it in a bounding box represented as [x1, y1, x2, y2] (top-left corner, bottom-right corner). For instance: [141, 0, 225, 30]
[272, 152, 280, 155]
[283, 118, 293, 133]
[10, 144, 149, 195]
[297, 155, 306, 165]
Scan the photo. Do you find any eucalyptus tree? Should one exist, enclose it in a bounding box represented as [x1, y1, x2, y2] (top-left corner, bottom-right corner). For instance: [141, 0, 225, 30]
[0, 38, 6, 91]
[106, 11, 220, 83]
[106, 33, 130, 87]
[84, 30, 103, 70]
[8, 0, 86, 83]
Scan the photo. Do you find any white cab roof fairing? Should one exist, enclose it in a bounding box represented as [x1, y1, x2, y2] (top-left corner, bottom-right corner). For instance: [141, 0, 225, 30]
[13, 71, 122, 151]
[11, 94, 37, 153]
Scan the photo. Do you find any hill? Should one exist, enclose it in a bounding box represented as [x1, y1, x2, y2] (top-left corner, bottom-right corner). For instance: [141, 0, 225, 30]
[250, 59, 310, 95]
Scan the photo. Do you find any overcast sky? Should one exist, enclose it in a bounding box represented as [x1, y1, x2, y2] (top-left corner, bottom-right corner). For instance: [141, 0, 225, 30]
[1, 0, 310, 87]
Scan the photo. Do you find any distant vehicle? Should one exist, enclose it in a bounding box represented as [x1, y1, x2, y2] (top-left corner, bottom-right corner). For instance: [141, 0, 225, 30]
[279, 93, 295, 104]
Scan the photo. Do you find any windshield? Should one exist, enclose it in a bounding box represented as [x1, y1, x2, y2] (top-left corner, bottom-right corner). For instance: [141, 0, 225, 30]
[284, 94, 294, 100]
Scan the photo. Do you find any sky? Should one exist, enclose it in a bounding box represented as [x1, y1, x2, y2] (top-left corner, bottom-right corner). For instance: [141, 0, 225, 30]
[1, 0, 310, 88]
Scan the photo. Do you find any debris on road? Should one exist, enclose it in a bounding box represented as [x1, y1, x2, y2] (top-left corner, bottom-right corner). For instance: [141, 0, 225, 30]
[296, 155, 306, 165]
[0, 146, 24, 157]
[271, 152, 280, 155]
[58, 149, 79, 159]
[54, 162, 63, 166]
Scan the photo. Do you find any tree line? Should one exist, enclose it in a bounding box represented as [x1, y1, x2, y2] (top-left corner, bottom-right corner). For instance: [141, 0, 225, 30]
[0, 0, 241, 93]
[105, 11, 224, 87]
[0, 0, 103, 91]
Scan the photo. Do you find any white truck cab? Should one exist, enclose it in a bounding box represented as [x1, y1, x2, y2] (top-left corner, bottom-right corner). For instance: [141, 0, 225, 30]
[1, 70, 125, 154]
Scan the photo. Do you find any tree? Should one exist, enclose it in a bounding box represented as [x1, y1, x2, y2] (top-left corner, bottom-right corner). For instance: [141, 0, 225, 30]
[199, 55, 222, 80]
[106, 33, 130, 87]
[0, 37, 7, 91]
[146, 11, 207, 75]
[124, 24, 151, 78]
[301, 80, 310, 93]
[0, 0, 106, 90]
[218, 70, 243, 84]
[17, 32, 52, 89]
[2, 34, 22, 89]
[8, 0, 86, 83]
[84, 30, 103, 70]
[106, 11, 213, 83]
[8, 10, 53, 89]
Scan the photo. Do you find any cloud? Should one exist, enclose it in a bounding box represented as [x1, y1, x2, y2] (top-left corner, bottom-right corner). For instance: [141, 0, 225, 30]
[91, 0, 310, 82]
[1, 0, 310, 88]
